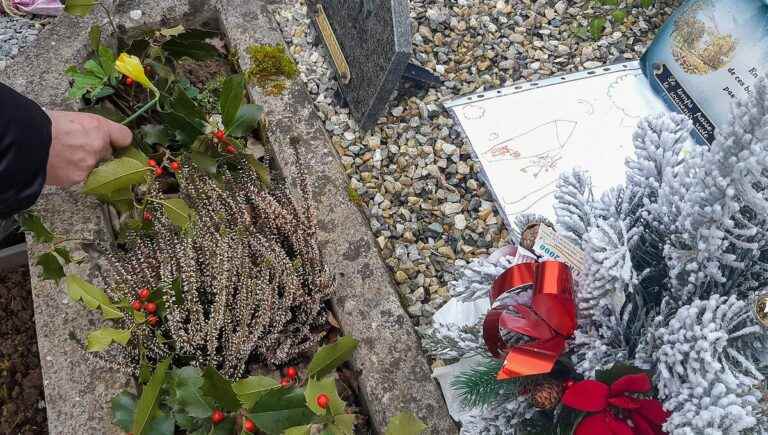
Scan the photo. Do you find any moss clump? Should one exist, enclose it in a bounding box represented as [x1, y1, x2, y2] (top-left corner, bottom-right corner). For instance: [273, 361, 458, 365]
[246, 44, 297, 95]
[347, 185, 363, 207]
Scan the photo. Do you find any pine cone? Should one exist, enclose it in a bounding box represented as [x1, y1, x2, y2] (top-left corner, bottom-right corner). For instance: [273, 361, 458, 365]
[530, 380, 563, 410]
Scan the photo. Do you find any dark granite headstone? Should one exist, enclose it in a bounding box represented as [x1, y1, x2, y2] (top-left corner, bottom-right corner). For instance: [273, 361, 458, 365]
[309, 0, 411, 130]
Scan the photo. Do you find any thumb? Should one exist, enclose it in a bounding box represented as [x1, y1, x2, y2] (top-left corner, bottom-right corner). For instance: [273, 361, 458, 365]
[104, 118, 133, 149]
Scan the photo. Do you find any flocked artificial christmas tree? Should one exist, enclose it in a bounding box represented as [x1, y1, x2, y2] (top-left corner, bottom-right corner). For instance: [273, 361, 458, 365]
[424, 80, 768, 434]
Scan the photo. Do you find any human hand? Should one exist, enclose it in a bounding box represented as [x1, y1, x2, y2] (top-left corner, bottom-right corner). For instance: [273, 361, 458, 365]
[45, 111, 133, 187]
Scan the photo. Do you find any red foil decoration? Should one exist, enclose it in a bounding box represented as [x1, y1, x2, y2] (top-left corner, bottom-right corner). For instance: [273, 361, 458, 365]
[483, 261, 576, 380]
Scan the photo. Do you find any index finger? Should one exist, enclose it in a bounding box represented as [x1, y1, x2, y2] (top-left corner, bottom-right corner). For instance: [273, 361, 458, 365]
[104, 118, 133, 149]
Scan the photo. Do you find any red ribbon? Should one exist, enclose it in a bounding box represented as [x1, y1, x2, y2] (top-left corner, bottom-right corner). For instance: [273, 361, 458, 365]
[562, 373, 670, 435]
[483, 261, 576, 380]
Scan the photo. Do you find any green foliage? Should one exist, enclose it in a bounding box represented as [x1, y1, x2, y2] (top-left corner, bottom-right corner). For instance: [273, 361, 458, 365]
[83, 157, 149, 196]
[162, 32, 220, 61]
[451, 358, 539, 408]
[232, 375, 280, 409]
[132, 358, 171, 435]
[641, 0, 655, 7]
[595, 363, 648, 385]
[63, 0, 98, 17]
[202, 367, 240, 412]
[86, 327, 131, 352]
[226, 104, 264, 137]
[66, 275, 123, 320]
[36, 252, 65, 282]
[305, 376, 346, 416]
[19, 212, 54, 243]
[153, 198, 194, 229]
[220, 74, 246, 129]
[589, 17, 607, 40]
[611, 9, 627, 24]
[384, 412, 428, 435]
[247, 388, 316, 434]
[111, 391, 137, 431]
[307, 336, 359, 379]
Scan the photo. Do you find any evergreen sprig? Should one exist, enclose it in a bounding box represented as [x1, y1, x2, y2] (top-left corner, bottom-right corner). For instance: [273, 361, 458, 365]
[451, 358, 540, 409]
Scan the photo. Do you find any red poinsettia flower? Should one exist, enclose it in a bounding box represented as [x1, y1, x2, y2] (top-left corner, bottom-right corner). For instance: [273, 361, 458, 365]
[562, 373, 670, 435]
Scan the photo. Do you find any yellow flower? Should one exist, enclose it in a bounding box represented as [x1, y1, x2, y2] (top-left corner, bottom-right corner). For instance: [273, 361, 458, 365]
[115, 53, 156, 92]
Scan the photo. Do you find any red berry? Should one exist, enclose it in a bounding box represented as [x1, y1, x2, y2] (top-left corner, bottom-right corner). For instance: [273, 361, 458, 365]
[169, 161, 181, 172]
[137, 288, 150, 300]
[210, 409, 225, 425]
[130, 300, 142, 311]
[154, 166, 164, 177]
[213, 130, 226, 141]
[147, 159, 158, 167]
[124, 76, 134, 86]
[143, 211, 153, 222]
[243, 418, 256, 433]
[316, 393, 330, 409]
[280, 377, 291, 387]
[143, 302, 157, 314]
[285, 367, 298, 379]
[224, 145, 237, 154]
[147, 315, 159, 327]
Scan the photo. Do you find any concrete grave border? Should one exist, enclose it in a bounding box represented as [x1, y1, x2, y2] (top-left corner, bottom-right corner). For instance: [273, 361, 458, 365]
[1, 0, 456, 433]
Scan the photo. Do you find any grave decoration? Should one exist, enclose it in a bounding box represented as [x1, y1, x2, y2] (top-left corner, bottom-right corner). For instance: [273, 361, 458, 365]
[18, 4, 430, 434]
[307, 0, 439, 130]
[423, 79, 768, 433]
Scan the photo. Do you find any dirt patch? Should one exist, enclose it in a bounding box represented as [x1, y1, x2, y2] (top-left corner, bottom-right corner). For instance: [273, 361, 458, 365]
[177, 58, 232, 89]
[0, 266, 47, 435]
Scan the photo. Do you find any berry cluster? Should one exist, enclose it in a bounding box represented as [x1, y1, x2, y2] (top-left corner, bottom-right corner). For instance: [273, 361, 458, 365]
[130, 288, 159, 327]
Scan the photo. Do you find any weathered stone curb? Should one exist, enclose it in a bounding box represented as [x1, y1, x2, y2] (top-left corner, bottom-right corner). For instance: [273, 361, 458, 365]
[3, 0, 456, 433]
[220, 2, 456, 433]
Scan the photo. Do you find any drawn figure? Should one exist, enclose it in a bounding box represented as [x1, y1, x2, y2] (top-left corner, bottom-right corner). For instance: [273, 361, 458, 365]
[462, 104, 486, 120]
[483, 120, 577, 177]
[608, 72, 655, 128]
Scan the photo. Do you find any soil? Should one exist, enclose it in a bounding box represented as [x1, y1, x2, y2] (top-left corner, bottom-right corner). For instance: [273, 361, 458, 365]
[177, 58, 233, 89]
[0, 266, 48, 435]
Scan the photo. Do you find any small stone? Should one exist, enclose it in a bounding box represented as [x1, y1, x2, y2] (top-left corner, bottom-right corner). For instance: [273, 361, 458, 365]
[391, 106, 404, 117]
[442, 203, 463, 215]
[454, 214, 467, 230]
[395, 270, 408, 284]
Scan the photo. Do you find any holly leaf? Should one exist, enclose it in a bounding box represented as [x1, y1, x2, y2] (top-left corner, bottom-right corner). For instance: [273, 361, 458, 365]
[65, 274, 123, 319]
[162, 38, 219, 61]
[247, 388, 316, 434]
[144, 413, 175, 435]
[111, 391, 137, 432]
[154, 198, 194, 229]
[132, 358, 171, 435]
[220, 74, 245, 130]
[202, 367, 240, 412]
[284, 426, 311, 435]
[595, 364, 647, 385]
[64, 0, 98, 16]
[305, 377, 345, 416]
[54, 246, 73, 265]
[226, 104, 263, 137]
[307, 336, 358, 379]
[171, 86, 205, 123]
[114, 146, 147, 165]
[140, 124, 171, 147]
[170, 366, 213, 418]
[83, 157, 149, 197]
[65, 65, 105, 100]
[36, 252, 65, 283]
[86, 327, 131, 352]
[19, 212, 54, 243]
[161, 112, 205, 146]
[329, 414, 356, 435]
[232, 376, 280, 409]
[384, 412, 427, 435]
[190, 151, 218, 176]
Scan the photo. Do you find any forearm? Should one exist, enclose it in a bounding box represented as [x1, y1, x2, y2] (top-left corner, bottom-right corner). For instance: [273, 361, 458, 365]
[0, 82, 52, 219]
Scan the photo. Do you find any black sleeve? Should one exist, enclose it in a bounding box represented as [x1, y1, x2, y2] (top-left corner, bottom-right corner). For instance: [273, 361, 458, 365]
[0, 82, 52, 219]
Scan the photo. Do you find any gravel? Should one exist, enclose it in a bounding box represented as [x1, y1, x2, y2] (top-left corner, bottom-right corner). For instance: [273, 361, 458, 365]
[272, 0, 677, 326]
[0, 14, 49, 71]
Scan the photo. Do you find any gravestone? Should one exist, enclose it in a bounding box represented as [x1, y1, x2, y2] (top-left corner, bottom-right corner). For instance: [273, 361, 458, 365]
[308, 0, 411, 130]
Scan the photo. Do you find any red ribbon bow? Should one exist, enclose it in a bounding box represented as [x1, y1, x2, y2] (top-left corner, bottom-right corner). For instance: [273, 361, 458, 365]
[562, 373, 670, 435]
[483, 261, 576, 379]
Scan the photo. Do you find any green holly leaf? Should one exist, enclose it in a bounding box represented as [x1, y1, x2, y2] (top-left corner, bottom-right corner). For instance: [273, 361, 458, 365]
[140, 125, 171, 147]
[111, 391, 137, 432]
[104, 188, 136, 214]
[328, 414, 356, 435]
[65, 65, 104, 100]
[595, 364, 647, 385]
[153, 198, 194, 229]
[384, 412, 427, 435]
[144, 413, 175, 435]
[247, 388, 316, 434]
[132, 358, 171, 435]
[170, 366, 213, 418]
[86, 327, 131, 352]
[171, 86, 205, 122]
[307, 336, 358, 380]
[232, 376, 280, 410]
[226, 104, 263, 137]
[36, 252, 65, 283]
[65, 275, 123, 319]
[19, 212, 54, 243]
[161, 112, 205, 146]
[190, 151, 218, 176]
[284, 425, 312, 435]
[64, 0, 98, 17]
[89, 25, 102, 51]
[54, 246, 73, 265]
[202, 367, 240, 412]
[305, 377, 345, 416]
[220, 74, 246, 130]
[115, 147, 148, 166]
[162, 38, 219, 61]
[83, 157, 149, 197]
